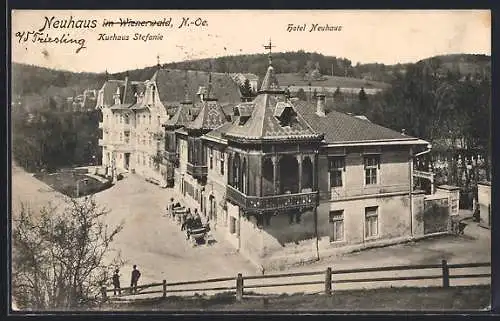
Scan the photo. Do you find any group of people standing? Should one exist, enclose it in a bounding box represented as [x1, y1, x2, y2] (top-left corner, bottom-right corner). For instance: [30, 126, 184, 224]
[111, 265, 141, 296]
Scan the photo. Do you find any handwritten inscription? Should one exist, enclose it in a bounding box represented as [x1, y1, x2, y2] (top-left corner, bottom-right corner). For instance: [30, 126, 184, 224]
[14, 15, 210, 54]
[287, 23, 342, 32]
[15, 31, 87, 53]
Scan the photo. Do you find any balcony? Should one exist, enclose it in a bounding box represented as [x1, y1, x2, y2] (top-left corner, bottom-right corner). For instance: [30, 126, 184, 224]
[163, 150, 179, 163]
[226, 185, 318, 214]
[186, 162, 208, 179]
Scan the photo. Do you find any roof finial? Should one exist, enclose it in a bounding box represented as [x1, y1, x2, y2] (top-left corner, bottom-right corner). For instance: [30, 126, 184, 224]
[156, 54, 161, 68]
[264, 38, 275, 66]
[207, 61, 213, 99]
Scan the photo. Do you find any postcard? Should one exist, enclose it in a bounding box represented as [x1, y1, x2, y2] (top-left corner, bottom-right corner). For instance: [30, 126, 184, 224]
[10, 9, 491, 313]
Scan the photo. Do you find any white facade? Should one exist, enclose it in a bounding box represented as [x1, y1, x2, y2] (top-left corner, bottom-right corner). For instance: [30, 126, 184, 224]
[97, 78, 169, 185]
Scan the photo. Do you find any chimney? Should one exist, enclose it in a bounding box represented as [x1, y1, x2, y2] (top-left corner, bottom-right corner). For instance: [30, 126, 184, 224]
[316, 94, 326, 117]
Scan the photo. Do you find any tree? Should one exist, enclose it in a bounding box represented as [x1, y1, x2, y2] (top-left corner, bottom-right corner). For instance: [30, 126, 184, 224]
[240, 79, 254, 98]
[12, 197, 124, 310]
[296, 88, 307, 101]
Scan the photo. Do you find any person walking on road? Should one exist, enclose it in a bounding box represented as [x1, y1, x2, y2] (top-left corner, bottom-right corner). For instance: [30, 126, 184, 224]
[167, 197, 174, 217]
[130, 265, 141, 294]
[112, 269, 121, 295]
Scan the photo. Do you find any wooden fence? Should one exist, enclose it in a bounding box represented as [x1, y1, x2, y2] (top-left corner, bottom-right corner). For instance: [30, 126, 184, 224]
[101, 260, 490, 301]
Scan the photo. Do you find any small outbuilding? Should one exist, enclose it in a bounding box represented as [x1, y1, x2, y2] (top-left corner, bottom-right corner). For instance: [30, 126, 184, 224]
[478, 181, 491, 228]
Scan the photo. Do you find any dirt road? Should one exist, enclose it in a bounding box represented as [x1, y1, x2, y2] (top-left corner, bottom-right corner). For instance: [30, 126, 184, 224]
[11, 164, 491, 299]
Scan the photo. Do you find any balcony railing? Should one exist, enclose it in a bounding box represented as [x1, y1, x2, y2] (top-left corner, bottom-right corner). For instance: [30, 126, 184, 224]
[186, 162, 208, 179]
[226, 185, 318, 213]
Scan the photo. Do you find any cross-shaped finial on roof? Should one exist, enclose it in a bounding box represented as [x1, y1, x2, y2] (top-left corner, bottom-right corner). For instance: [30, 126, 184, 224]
[264, 38, 275, 65]
[264, 38, 274, 54]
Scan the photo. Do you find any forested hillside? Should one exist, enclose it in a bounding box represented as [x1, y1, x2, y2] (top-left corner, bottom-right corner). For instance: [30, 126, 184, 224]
[11, 53, 491, 182]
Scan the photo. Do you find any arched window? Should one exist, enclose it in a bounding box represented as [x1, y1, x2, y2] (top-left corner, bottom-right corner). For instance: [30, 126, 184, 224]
[262, 158, 274, 196]
[227, 153, 232, 185]
[233, 154, 240, 190]
[241, 158, 247, 194]
[302, 156, 313, 191]
[279, 155, 299, 194]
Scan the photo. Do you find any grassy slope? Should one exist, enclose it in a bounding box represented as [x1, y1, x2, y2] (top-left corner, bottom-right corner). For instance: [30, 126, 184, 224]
[102, 285, 490, 312]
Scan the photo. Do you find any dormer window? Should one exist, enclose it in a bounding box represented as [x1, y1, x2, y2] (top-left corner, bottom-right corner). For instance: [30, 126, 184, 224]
[238, 116, 249, 126]
[235, 104, 253, 126]
[274, 102, 297, 127]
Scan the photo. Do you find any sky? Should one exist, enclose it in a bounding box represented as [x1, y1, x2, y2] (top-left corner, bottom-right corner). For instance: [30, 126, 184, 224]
[11, 10, 491, 73]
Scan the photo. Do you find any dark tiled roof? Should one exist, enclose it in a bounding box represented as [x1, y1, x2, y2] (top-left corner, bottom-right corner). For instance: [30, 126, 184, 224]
[204, 122, 234, 140]
[101, 80, 124, 107]
[165, 103, 193, 128]
[186, 100, 229, 131]
[224, 65, 322, 142]
[109, 78, 142, 109]
[152, 69, 242, 105]
[293, 100, 419, 143]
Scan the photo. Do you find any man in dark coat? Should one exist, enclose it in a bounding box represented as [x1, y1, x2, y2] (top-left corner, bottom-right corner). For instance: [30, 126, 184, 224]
[112, 269, 121, 295]
[193, 212, 202, 228]
[130, 265, 141, 294]
[183, 212, 194, 239]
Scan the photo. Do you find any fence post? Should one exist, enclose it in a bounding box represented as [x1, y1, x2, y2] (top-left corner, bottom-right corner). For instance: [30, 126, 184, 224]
[162, 280, 167, 298]
[101, 286, 107, 301]
[325, 267, 332, 295]
[442, 259, 450, 288]
[236, 273, 244, 301]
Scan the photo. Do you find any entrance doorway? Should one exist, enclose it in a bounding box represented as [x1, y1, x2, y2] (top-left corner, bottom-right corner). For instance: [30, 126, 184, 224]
[124, 153, 130, 170]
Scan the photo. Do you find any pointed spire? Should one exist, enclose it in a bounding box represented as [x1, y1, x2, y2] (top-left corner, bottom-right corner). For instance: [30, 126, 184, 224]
[259, 39, 282, 93]
[156, 54, 161, 68]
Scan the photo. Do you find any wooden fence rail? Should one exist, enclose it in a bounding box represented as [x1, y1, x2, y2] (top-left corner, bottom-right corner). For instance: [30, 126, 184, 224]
[101, 260, 491, 301]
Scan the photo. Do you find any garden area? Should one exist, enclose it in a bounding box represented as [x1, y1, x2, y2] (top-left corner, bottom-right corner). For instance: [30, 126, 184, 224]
[34, 168, 112, 198]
